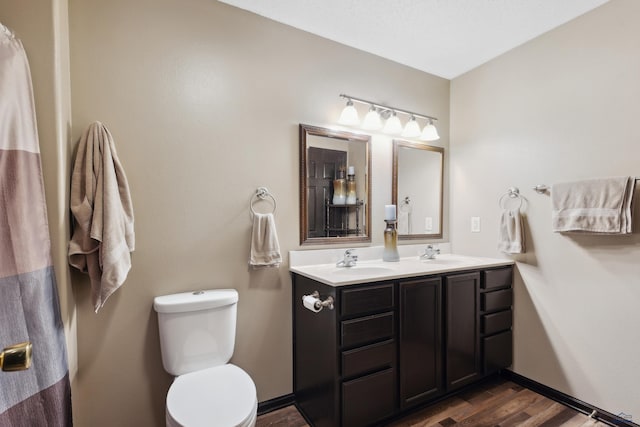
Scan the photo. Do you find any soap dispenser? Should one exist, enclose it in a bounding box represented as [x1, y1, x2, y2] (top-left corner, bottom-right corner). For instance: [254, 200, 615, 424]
[346, 166, 357, 205]
[332, 168, 347, 205]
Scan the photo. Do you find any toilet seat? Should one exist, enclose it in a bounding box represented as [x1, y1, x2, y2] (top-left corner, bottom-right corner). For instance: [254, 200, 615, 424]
[166, 364, 257, 427]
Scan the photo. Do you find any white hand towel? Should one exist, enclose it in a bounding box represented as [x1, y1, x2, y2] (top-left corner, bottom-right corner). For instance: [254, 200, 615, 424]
[551, 176, 635, 234]
[249, 212, 282, 268]
[498, 209, 525, 254]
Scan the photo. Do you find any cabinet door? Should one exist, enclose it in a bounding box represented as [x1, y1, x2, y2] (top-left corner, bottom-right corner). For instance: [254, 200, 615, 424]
[399, 277, 443, 408]
[342, 368, 396, 427]
[445, 272, 481, 390]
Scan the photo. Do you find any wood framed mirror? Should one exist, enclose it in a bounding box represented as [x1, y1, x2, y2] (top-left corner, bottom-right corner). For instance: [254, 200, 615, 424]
[299, 124, 371, 245]
[392, 139, 444, 239]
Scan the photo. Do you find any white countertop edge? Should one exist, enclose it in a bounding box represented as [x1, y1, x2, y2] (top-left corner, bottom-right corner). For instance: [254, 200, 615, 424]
[290, 243, 453, 267]
[289, 254, 514, 287]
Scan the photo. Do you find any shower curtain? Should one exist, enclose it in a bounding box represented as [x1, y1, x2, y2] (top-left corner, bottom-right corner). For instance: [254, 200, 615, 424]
[0, 23, 72, 426]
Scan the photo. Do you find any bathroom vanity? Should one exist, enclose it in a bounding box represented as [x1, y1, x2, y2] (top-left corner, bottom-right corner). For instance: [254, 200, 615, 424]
[291, 254, 514, 427]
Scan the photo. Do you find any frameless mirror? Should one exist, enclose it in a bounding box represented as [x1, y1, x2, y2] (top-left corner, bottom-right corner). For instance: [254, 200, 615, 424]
[300, 124, 371, 245]
[392, 139, 444, 239]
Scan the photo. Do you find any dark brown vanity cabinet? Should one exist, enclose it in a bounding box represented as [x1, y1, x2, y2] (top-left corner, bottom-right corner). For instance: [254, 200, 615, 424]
[398, 277, 443, 408]
[480, 267, 514, 373]
[293, 275, 396, 427]
[445, 272, 482, 390]
[293, 265, 513, 427]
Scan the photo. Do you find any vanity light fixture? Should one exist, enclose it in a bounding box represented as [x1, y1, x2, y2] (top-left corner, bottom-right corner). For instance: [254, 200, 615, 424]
[338, 94, 439, 140]
[401, 115, 422, 138]
[383, 111, 403, 134]
[362, 105, 383, 130]
[420, 118, 440, 141]
[338, 98, 360, 126]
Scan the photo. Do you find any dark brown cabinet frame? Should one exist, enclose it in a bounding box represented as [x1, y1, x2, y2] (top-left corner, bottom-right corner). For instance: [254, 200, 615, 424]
[292, 265, 513, 427]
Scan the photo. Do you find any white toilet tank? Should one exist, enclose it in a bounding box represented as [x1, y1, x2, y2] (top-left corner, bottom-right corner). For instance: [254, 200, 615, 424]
[154, 289, 238, 376]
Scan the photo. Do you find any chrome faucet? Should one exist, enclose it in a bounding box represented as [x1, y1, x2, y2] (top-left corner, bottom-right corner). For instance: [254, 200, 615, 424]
[336, 249, 358, 268]
[420, 244, 440, 260]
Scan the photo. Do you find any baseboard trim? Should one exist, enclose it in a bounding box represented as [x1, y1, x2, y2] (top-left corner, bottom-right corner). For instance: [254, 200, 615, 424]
[261, 373, 638, 426]
[257, 393, 296, 416]
[501, 370, 638, 427]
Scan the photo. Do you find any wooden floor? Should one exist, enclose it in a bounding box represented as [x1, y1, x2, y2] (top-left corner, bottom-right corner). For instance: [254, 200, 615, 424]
[256, 378, 607, 427]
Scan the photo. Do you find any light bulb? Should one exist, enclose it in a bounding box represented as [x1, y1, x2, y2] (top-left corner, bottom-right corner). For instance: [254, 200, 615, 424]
[362, 105, 382, 130]
[401, 116, 422, 138]
[338, 99, 360, 126]
[420, 120, 440, 141]
[383, 111, 403, 134]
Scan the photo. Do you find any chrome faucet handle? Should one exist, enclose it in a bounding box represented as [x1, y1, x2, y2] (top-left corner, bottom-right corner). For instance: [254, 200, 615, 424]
[337, 249, 358, 267]
[420, 244, 440, 260]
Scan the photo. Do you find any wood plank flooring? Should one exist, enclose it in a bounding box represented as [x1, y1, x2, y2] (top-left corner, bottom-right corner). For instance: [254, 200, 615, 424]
[256, 378, 607, 427]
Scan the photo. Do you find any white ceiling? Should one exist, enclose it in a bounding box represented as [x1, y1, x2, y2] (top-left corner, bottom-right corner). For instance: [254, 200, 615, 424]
[218, 0, 609, 79]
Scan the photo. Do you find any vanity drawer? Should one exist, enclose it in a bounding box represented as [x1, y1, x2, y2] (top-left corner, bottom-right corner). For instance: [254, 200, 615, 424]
[342, 368, 396, 427]
[482, 267, 513, 290]
[481, 289, 513, 312]
[341, 312, 394, 348]
[483, 330, 513, 373]
[482, 310, 512, 335]
[341, 284, 394, 317]
[342, 339, 395, 378]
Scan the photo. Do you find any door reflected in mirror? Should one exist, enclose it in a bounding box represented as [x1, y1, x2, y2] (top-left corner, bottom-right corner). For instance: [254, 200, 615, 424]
[300, 124, 371, 245]
[392, 140, 444, 239]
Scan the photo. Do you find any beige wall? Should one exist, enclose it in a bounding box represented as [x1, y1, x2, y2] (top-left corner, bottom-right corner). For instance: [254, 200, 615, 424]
[18, 0, 636, 423]
[451, 0, 639, 418]
[68, 0, 449, 425]
[0, 0, 77, 395]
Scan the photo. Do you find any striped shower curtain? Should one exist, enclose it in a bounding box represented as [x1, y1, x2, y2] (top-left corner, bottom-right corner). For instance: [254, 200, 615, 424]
[0, 24, 72, 426]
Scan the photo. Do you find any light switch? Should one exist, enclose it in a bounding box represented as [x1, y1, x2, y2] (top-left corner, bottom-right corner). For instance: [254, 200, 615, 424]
[471, 217, 481, 233]
[425, 217, 433, 231]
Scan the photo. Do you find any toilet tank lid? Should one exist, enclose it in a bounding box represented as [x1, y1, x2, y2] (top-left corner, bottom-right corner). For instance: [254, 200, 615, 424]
[154, 289, 238, 313]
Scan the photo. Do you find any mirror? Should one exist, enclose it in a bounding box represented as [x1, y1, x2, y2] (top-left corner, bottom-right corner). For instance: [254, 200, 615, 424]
[300, 124, 371, 245]
[392, 139, 444, 239]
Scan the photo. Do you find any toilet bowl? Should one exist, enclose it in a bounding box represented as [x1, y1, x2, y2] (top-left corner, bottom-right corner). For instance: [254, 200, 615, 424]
[166, 364, 257, 427]
[154, 289, 257, 427]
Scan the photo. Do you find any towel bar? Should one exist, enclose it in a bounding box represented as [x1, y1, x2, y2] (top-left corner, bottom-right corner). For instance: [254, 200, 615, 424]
[533, 184, 549, 194]
[250, 187, 276, 215]
[534, 178, 638, 195]
[498, 187, 524, 210]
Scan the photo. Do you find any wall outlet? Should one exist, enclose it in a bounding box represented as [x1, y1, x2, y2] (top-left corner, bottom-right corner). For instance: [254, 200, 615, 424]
[471, 217, 481, 233]
[425, 217, 433, 231]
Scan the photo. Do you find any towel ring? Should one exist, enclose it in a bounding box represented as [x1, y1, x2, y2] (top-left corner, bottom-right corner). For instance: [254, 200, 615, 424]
[498, 187, 524, 210]
[250, 187, 276, 215]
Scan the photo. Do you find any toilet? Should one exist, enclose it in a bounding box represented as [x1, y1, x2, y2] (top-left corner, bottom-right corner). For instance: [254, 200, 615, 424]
[154, 289, 257, 427]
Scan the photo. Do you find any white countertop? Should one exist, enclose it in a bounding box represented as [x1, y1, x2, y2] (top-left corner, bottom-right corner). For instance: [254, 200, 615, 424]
[289, 252, 514, 287]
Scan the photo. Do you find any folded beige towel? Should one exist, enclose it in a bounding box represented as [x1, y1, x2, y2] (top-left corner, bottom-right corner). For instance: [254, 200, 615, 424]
[68, 122, 135, 312]
[551, 176, 635, 234]
[249, 213, 282, 268]
[498, 209, 525, 254]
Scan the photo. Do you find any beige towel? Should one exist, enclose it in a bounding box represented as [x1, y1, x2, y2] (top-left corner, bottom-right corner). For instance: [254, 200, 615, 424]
[249, 213, 281, 268]
[551, 176, 635, 234]
[68, 122, 135, 312]
[498, 209, 525, 254]
[397, 210, 410, 234]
